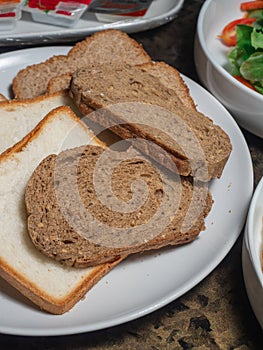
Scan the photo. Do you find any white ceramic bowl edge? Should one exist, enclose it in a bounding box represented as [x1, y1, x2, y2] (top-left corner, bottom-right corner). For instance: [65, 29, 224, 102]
[194, 0, 263, 138]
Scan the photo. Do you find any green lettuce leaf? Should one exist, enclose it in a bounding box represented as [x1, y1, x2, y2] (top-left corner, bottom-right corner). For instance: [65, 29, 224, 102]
[247, 9, 263, 20]
[236, 24, 254, 51]
[228, 47, 249, 75]
[251, 28, 263, 49]
[225, 17, 263, 95]
[240, 52, 263, 82]
[254, 82, 263, 94]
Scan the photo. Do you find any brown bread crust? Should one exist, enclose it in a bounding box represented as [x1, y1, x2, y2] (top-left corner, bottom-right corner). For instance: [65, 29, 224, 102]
[12, 29, 152, 99]
[46, 61, 197, 110]
[70, 64, 232, 181]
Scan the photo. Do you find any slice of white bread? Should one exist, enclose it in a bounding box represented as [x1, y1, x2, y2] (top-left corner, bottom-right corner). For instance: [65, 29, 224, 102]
[0, 91, 77, 155]
[0, 93, 7, 102]
[12, 29, 152, 99]
[0, 106, 121, 314]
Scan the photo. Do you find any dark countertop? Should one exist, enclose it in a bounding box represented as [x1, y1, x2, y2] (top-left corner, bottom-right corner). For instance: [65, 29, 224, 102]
[0, 0, 262, 348]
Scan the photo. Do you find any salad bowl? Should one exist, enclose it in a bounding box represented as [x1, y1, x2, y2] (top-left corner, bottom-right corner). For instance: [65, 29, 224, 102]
[194, 0, 263, 138]
[242, 176, 263, 329]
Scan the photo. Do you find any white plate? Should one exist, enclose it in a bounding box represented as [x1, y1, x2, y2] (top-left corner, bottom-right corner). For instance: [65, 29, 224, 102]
[0, 0, 184, 46]
[0, 46, 253, 336]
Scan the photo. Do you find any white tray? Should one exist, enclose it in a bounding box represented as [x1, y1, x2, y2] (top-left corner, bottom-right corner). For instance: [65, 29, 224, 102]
[0, 0, 184, 46]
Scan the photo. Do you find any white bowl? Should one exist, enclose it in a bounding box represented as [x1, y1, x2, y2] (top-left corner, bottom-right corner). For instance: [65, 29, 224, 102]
[242, 176, 263, 329]
[194, 0, 263, 138]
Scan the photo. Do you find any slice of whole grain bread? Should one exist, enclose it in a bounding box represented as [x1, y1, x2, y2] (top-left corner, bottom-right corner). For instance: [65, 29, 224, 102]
[12, 29, 151, 100]
[47, 73, 73, 94]
[25, 144, 213, 268]
[140, 62, 196, 111]
[47, 61, 196, 112]
[70, 64, 232, 181]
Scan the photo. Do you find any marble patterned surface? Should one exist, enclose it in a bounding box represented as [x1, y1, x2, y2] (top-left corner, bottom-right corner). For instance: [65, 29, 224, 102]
[0, 0, 262, 348]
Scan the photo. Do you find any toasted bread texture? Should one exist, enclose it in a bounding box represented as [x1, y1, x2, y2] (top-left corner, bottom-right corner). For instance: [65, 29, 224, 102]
[12, 29, 151, 99]
[0, 106, 121, 314]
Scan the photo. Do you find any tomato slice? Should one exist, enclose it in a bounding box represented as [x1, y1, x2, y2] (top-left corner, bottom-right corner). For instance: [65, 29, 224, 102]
[219, 17, 256, 46]
[234, 75, 256, 90]
[241, 1, 263, 12]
